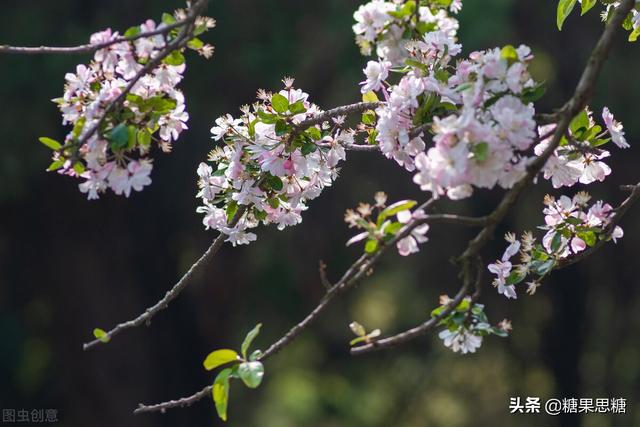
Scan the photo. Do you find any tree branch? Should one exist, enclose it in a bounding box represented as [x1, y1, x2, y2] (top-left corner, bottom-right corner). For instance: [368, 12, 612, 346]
[82, 204, 246, 350]
[296, 102, 380, 130]
[0, 12, 200, 55]
[132, 200, 492, 413]
[458, 0, 634, 265]
[556, 182, 640, 269]
[350, 256, 483, 355]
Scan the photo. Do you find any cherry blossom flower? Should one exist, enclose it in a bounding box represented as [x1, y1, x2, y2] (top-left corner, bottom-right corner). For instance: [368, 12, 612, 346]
[360, 60, 391, 93]
[439, 328, 483, 354]
[602, 107, 629, 149]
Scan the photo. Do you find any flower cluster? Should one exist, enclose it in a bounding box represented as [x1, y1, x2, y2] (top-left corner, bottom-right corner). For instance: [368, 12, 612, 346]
[433, 296, 511, 354]
[535, 108, 629, 189]
[344, 192, 429, 256]
[368, 34, 541, 199]
[488, 192, 623, 299]
[41, 10, 215, 199]
[353, 0, 460, 65]
[197, 79, 354, 246]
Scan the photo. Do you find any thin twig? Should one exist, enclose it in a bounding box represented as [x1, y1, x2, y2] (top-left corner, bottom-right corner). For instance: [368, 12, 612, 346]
[296, 102, 381, 130]
[556, 182, 640, 269]
[350, 256, 483, 355]
[83, 204, 247, 350]
[0, 14, 197, 55]
[134, 385, 212, 414]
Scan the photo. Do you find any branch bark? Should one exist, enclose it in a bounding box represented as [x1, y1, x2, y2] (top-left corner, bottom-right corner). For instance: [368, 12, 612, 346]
[0, 15, 199, 55]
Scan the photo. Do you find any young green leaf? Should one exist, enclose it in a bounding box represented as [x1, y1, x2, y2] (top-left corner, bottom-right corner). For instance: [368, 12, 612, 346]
[365, 239, 379, 254]
[38, 137, 62, 150]
[471, 142, 489, 162]
[349, 321, 366, 337]
[107, 123, 129, 150]
[241, 323, 262, 360]
[203, 349, 239, 371]
[237, 361, 264, 389]
[93, 328, 110, 343]
[362, 91, 379, 103]
[46, 160, 65, 172]
[271, 93, 289, 113]
[500, 45, 518, 64]
[377, 200, 417, 224]
[163, 50, 185, 66]
[212, 368, 232, 421]
[557, 0, 578, 30]
[581, 0, 597, 15]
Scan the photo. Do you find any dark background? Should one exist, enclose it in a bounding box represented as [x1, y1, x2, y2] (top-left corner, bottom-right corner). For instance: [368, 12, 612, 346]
[1, 1, 639, 426]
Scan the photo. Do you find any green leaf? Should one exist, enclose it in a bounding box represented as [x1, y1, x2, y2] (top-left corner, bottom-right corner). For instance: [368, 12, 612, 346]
[569, 109, 590, 134]
[39, 137, 62, 150]
[300, 141, 317, 155]
[500, 45, 518, 64]
[505, 270, 526, 286]
[274, 119, 289, 136]
[581, 0, 597, 15]
[93, 328, 110, 343]
[266, 175, 284, 192]
[73, 162, 85, 175]
[630, 26, 640, 42]
[362, 91, 379, 103]
[124, 26, 141, 38]
[383, 221, 404, 236]
[127, 125, 137, 149]
[557, 0, 578, 30]
[521, 83, 547, 103]
[162, 12, 177, 25]
[187, 37, 204, 50]
[491, 327, 509, 337]
[377, 200, 417, 224]
[471, 142, 489, 162]
[306, 127, 322, 141]
[46, 160, 65, 171]
[551, 231, 563, 252]
[212, 368, 232, 421]
[107, 123, 129, 150]
[533, 259, 556, 276]
[289, 100, 306, 115]
[203, 349, 239, 371]
[361, 111, 376, 125]
[163, 50, 185, 66]
[577, 230, 597, 247]
[241, 323, 262, 360]
[257, 109, 278, 124]
[226, 201, 239, 223]
[249, 349, 263, 361]
[137, 129, 152, 146]
[365, 239, 379, 254]
[237, 361, 264, 389]
[271, 93, 289, 114]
